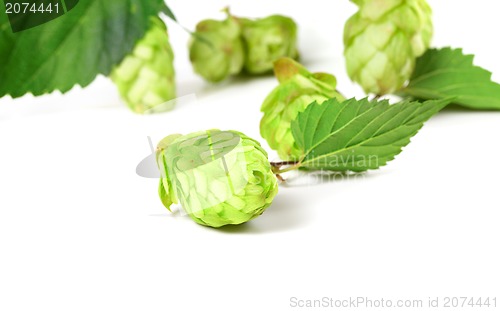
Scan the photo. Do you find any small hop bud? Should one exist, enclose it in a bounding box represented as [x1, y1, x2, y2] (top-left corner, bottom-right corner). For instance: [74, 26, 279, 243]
[111, 17, 176, 114]
[260, 58, 345, 161]
[189, 13, 245, 83]
[240, 15, 299, 74]
[156, 130, 278, 228]
[344, 0, 433, 95]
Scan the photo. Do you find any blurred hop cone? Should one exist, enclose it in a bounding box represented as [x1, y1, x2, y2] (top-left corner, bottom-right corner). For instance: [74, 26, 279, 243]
[344, 0, 433, 95]
[189, 12, 245, 83]
[240, 15, 299, 74]
[156, 130, 278, 228]
[260, 58, 345, 161]
[111, 17, 176, 114]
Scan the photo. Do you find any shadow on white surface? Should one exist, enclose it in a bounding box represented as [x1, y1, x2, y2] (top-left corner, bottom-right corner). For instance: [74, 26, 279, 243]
[149, 193, 308, 234]
[279, 170, 373, 188]
[145, 169, 384, 234]
[422, 104, 500, 124]
[214, 192, 311, 234]
[147, 192, 310, 234]
[440, 104, 500, 114]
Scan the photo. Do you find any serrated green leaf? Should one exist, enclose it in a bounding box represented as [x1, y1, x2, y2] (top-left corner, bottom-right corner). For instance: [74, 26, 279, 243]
[0, 0, 164, 98]
[400, 47, 500, 110]
[291, 98, 450, 172]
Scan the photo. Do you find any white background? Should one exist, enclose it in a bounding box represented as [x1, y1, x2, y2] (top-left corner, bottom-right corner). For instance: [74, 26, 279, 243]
[1, 1, 499, 310]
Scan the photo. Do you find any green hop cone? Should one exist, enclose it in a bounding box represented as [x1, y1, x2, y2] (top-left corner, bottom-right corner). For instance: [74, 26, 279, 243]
[111, 17, 176, 114]
[260, 58, 345, 161]
[156, 130, 278, 228]
[344, 0, 433, 95]
[240, 15, 299, 74]
[189, 12, 245, 82]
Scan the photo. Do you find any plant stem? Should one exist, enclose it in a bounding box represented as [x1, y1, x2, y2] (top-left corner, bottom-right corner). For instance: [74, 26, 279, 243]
[275, 174, 285, 182]
[275, 163, 302, 174]
[270, 160, 299, 167]
[270, 160, 302, 175]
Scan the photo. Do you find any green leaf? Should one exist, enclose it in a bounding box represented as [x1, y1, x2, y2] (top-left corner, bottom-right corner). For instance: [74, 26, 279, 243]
[291, 98, 450, 172]
[0, 0, 164, 98]
[162, 2, 177, 22]
[400, 47, 500, 110]
[158, 178, 173, 212]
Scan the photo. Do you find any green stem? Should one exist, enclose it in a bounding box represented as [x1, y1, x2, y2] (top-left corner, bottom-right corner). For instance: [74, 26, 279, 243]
[270, 160, 302, 175]
[276, 163, 301, 174]
[270, 160, 299, 167]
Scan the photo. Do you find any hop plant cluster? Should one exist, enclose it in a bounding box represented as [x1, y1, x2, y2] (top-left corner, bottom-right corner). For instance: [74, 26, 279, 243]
[344, 0, 433, 95]
[189, 11, 299, 82]
[157, 130, 278, 228]
[260, 58, 345, 161]
[154, 0, 437, 228]
[149, 0, 472, 229]
[111, 17, 176, 114]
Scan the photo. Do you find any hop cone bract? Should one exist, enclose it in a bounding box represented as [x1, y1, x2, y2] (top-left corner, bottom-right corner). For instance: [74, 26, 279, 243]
[189, 14, 245, 82]
[260, 58, 345, 160]
[111, 17, 176, 114]
[344, 0, 433, 95]
[157, 130, 278, 228]
[240, 15, 299, 74]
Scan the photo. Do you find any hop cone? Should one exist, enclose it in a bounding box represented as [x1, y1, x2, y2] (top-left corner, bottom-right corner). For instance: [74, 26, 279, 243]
[156, 130, 278, 228]
[189, 13, 245, 82]
[111, 17, 176, 114]
[241, 15, 299, 74]
[344, 0, 433, 95]
[260, 58, 345, 161]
